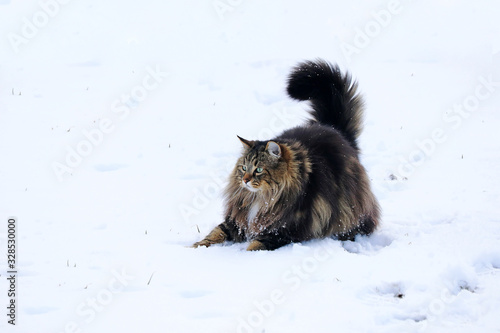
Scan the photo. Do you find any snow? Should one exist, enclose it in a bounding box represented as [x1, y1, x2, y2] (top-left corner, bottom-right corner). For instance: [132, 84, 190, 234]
[1, 0, 499, 332]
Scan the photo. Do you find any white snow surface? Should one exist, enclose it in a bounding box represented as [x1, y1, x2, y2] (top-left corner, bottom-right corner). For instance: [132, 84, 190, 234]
[1, 0, 500, 332]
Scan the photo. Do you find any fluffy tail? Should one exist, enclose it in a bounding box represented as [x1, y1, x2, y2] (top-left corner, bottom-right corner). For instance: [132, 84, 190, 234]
[287, 59, 364, 150]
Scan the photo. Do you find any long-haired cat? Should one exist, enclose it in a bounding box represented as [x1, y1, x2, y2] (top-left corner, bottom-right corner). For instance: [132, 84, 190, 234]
[192, 59, 380, 251]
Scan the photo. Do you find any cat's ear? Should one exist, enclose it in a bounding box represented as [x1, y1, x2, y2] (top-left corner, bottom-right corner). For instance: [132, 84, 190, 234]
[237, 135, 255, 149]
[266, 141, 281, 158]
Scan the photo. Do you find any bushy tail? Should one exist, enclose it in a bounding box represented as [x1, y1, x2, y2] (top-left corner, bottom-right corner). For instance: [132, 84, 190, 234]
[287, 59, 364, 150]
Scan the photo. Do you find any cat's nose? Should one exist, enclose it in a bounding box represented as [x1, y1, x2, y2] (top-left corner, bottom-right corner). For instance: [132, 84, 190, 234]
[243, 175, 251, 184]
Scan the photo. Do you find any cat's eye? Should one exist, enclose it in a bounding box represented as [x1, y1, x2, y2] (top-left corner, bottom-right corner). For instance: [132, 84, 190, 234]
[256, 167, 263, 173]
[241, 165, 247, 171]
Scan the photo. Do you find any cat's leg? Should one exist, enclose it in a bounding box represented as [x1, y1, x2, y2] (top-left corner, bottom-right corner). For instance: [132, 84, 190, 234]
[192, 225, 227, 248]
[336, 215, 378, 241]
[246, 240, 267, 251]
[192, 218, 243, 248]
[247, 235, 292, 251]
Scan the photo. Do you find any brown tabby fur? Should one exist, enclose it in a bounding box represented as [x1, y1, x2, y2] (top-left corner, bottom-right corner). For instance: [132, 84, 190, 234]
[192, 59, 380, 251]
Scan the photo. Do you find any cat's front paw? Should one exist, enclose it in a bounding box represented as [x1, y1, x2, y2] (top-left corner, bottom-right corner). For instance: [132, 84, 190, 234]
[246, 240, 267, 251]
[191, 239, 213, 248]
[191, 226, 227, 249]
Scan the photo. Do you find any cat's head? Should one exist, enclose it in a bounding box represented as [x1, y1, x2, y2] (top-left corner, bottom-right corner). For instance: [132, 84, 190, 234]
[233, 136, 286, 194]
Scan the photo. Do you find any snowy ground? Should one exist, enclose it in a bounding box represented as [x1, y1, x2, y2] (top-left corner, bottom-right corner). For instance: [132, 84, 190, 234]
[1, 0, 500, 332]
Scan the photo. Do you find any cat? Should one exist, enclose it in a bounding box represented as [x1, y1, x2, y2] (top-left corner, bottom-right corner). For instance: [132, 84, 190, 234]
[192, 59, 380, 251]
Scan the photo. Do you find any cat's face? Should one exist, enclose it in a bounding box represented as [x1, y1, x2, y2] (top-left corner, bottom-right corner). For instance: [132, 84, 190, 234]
[234, 136, 283, 193]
